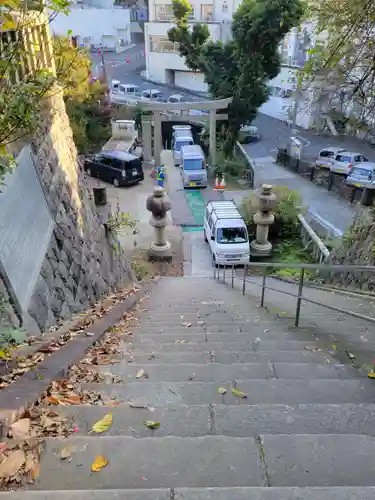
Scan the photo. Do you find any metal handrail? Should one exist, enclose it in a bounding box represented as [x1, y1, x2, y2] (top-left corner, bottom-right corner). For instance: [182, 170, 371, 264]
[213, 262, 375, 327]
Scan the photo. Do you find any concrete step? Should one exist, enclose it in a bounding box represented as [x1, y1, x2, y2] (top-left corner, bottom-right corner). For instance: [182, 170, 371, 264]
[47, 403, 375, 438]
[130, 333, 298, 344]
[138, 313, 259, 321]
[79, 378, 374, 405]
[32, 436, 264, 490]
[100, 362, 358, 381]
[112, 350, 332, 365]
[134, 325, 278, 334]
[32, 435, 375, 489]
[4, 488, 375, 500]
[123, 341, 311, 354]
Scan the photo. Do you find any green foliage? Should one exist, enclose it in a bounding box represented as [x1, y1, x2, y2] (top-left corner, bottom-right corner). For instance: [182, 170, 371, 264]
[54, 37, 112, 153]
[241, 186, 302, 240]
[270, 238, 312, 278]
[168, 0, 303, 155]
[0, 0, 72, 184]
[213, 148, 247, 180]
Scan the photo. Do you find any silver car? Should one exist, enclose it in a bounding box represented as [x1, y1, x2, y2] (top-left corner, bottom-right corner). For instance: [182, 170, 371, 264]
[346, 163, 375, 187]
[315, 147, 345, 169]
[331, 151, 368, 175]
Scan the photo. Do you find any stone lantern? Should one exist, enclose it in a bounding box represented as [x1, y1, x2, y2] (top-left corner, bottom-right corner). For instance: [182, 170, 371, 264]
[146, 186, 172, 261]
[250, 184, 277, 257]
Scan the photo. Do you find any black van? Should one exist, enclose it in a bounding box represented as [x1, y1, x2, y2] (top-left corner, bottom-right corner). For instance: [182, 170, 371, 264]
[84, 150, 144, 187]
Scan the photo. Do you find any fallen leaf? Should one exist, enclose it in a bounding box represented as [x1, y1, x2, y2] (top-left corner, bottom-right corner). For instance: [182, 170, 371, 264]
[91, 455, 108, 472]
[197, 321, 205, 326]
[188, 373, 196, 381]
[31, 461, 40, 480]
[231, 387, 247, 399]
[263, 329, 269, 333]
[181, 321, 192, 328]
[0, 443, 7, 453]
[128, 401, 148, 409]
[361, 335, 369, 342]
[92, 413, 113, 433]
[10, 418, 30, 439]
[144, 420, 160, 429]
[0, 449, 25, 479]
[136, 369, 146, 379]
[217, 387, 227, 395]
[346, 351, 356, 360]
[86, 332, 95, 337]
[368, 372, 375, 379]
[60, 445, 75, 460]
[45, 396, 61, 405]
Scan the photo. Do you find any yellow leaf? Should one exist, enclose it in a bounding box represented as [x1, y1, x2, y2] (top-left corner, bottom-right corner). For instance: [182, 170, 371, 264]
[231, 387, 247, 399]
[10, 418, 30, 439]
[136, 369, 145, 379]
[144, 420, 160, 429]
[368, 372, 375, 379]
[217, 387, 227, 394]
[92, 413, 113, 433]
[91, 455, 108, 472]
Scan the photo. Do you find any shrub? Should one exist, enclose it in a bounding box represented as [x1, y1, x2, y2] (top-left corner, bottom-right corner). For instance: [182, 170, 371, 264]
[240, 186, 302, 240]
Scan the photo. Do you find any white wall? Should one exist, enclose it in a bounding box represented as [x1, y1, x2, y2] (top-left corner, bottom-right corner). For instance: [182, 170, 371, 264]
[52, 7, 131, 50]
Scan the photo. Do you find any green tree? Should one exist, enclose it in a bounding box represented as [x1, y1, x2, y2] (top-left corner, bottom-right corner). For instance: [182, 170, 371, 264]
[303, 0, 375, 134]
[53, 38, 112, 154]
[168, 0, 303, 156]
[0, 0, 70, 185]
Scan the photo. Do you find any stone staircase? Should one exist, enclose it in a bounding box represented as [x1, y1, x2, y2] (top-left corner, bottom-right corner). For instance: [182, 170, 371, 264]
[7, 276, 375, 498]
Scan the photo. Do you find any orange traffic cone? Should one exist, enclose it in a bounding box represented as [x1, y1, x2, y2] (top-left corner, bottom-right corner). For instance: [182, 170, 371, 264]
[220, 174, 226, 189]
[214, 176, 221, 190]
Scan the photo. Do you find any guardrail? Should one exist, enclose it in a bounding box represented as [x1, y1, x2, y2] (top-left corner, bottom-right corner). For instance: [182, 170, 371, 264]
[298, 214, 330, 263]
[213, 261, 375, 327]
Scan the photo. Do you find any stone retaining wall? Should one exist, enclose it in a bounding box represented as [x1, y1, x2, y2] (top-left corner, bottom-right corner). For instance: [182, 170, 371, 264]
[1, 90, 133, 334]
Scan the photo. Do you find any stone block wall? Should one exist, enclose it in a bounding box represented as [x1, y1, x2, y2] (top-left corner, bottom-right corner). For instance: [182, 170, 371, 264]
[3, 89, 134, 332]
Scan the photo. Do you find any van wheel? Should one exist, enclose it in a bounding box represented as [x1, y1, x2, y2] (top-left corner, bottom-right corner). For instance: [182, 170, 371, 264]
[204, 230, 208, 243]
[113, 178, 120, 187]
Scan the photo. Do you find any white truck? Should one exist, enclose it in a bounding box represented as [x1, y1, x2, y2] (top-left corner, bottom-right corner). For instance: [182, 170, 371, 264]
[204, 200, 250, 266]
[102, 120, 142, 158]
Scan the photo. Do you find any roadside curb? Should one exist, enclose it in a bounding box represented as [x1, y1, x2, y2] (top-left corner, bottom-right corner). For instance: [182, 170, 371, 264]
[0, 278, 159, 435]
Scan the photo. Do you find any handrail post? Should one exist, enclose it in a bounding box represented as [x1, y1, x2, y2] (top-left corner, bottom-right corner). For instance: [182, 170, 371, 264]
[260, 271, 266, 307]
[218, 263, 221, 282]
[295, 267, 305, 327]
[223, 265, 226, 284]
[231, 264, 234, 288]
[242, 265, 246, 295]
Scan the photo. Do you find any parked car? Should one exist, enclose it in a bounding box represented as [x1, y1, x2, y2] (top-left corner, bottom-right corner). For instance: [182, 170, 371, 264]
[168, 93, 185, 103]
[331, 151, 368, 175]
[84, 150, 144, 187]
[315, 147, 346, 169]
[346, 162, 375, 187]
[238, 125, 261, 144]
[141, 89, 163, 101]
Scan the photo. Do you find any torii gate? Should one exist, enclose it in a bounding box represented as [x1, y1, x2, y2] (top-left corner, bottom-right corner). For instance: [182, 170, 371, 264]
[139, 97, 232, 168]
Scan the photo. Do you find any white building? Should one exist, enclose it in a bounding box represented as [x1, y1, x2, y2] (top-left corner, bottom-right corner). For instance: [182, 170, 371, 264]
[145, 0, 315, 124]
[51, 0, 132, 52]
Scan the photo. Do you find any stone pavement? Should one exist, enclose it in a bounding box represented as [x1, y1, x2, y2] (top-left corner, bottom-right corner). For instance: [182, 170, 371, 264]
[8, 276, 375, 498]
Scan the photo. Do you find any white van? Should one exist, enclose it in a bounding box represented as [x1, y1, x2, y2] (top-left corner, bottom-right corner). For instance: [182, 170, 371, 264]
[180, 145, 207, 188]
[204, 201, 250, 266]
[172, 132, 194, 165]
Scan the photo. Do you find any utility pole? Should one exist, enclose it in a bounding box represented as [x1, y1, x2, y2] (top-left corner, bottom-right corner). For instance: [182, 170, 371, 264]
[290, 27, 300, 140]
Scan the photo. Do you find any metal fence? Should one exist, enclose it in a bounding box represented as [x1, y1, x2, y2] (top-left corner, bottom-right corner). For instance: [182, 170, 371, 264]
[213, 261, 375, 327]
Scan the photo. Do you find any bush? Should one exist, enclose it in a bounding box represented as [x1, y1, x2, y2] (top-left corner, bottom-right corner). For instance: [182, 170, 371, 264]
[240, 186, 302, 240]
[212, 148, 247, 180]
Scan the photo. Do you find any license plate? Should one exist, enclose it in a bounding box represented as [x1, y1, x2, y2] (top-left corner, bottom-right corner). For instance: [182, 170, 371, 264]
[189, 182, 196, 187]
[226, 255, 237, 258]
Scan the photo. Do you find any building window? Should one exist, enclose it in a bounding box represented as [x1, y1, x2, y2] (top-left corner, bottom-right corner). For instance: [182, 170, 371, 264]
[155, 4, 194, 21]
[201, 4, 213, 21]
[149, 35, 179, 53]
[222, 0, 228, 13]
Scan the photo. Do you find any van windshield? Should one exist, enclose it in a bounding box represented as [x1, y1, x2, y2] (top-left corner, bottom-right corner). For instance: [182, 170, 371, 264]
[217, 227, 248, 244]
[175, 139, 193, 152]
[184, 158, 204, 171]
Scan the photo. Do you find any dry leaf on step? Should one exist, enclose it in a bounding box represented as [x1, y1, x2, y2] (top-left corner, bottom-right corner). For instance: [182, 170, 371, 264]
[188, 373, 196, 381]
[0, 449, 25, 479]
[10, 418, 30, 439]
[217, 387, 227, 395]
[92, 413, 113, 433]
[136, 369, 146, 379]
[144, 420, 160, 429]
[181, 322, 192, 328]
[91, 455, 108, 472]
[60, 445, 75, 460]
[231, 387, 247, 399]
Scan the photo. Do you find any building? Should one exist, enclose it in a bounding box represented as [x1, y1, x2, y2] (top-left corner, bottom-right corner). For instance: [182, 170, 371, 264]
[51, 0, 132, 52]
[145, 0, 315, 123]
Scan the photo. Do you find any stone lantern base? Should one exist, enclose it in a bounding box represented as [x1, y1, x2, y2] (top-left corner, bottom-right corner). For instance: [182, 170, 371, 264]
[250, 239, 272, 258]
[148, 241, 172, 262]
